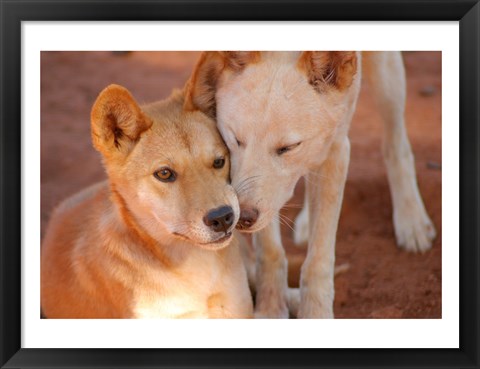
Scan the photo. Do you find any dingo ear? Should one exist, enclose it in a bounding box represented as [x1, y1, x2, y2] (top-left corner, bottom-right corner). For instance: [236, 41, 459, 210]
[220, 51, 261, 72]
[298, 51, 358, 93]
[91, 84, 152, 159]
[184, 51, 260, 118]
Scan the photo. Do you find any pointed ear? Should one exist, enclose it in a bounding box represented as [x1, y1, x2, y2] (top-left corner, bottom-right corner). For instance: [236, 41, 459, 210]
[91, 84, 152, 160]
[220, 51, 261, 72]
[184, 51, 260, 118]
[298, 51, 358, 93]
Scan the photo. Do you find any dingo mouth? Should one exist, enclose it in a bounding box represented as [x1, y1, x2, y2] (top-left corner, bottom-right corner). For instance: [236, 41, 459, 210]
[205, 232, 233, 244]
[173, 231, 233, 248]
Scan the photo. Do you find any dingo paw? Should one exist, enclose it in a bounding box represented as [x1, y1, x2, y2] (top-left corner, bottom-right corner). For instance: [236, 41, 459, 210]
[297, 300, 334, 319]
[297, 286, 334, 319]
[394, 208, 436, 253]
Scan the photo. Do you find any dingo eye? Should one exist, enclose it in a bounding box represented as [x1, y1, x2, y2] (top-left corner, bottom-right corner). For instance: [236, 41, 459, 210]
[276, 142, 301, 156]
[213, 157, 225, 169]
[154, 167, 176, 182]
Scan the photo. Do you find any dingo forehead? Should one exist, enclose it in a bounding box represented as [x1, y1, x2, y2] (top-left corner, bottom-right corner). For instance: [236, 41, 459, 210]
[145, 102, 224, 144]
[130, 102, 228, 171]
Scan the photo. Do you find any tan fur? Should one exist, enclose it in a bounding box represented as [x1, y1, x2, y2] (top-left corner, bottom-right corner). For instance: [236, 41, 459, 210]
[187, 51, 436, 318]
[41, 84, 253, 319]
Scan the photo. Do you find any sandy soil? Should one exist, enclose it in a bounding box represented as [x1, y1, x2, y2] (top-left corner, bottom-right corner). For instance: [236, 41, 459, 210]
[41, 51, 441, 318]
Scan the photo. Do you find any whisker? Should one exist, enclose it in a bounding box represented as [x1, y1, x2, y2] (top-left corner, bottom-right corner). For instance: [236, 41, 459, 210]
[235, 175, 260, 191]
[276, 214, 296, 233]
[279, 212, 295, 227]
[169, 220, 196, 233]
[234, 175, 262, 195]
[236, 183, 258, 197]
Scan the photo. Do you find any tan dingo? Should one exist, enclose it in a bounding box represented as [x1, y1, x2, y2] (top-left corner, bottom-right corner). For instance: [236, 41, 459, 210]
[185, 51, 436, 318]
[41, 84, 253, 318]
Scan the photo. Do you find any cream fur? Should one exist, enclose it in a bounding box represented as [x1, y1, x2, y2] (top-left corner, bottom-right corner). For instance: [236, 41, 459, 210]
[187, 51, 436, 319]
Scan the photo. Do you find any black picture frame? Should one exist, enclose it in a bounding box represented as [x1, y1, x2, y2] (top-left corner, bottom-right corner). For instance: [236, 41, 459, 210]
[1, 1, 479, 368]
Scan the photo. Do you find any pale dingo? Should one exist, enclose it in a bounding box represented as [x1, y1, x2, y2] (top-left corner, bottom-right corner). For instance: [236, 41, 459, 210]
[185, 51, 436, 318]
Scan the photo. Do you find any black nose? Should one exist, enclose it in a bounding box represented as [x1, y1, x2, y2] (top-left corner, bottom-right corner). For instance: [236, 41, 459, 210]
[203, 206, 235, 233]
[236, 208, 259, 230]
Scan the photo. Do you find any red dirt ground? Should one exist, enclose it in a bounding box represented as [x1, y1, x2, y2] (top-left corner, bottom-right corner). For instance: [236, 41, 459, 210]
[41, 51, 441, 318]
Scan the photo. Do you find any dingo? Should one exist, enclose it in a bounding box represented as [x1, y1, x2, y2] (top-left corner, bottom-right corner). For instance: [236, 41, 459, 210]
[41, 84, 253, 318]
[185, 51, 436, 318]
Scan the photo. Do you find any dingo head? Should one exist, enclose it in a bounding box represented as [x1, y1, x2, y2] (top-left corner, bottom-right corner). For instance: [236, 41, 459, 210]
[186, 51, 360, 232]
[91, 84, 239, 249]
